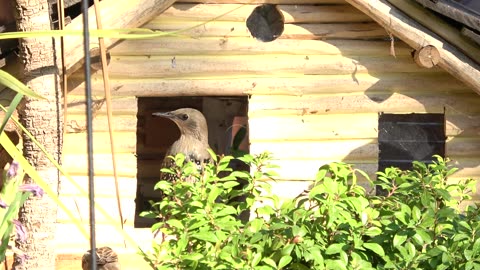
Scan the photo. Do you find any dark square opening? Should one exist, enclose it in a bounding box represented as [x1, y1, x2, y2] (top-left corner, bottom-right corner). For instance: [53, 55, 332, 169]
[377, 113, 446, 193]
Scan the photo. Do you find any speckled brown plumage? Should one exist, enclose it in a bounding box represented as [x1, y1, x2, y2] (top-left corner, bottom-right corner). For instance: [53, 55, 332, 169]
[152, 108, 212, 182]
[81, 246, 120, 270]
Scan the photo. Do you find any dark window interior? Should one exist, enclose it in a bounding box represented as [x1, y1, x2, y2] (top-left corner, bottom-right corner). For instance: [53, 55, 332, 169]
[377, 113, 445, 193]
[134, 96, 249, 228]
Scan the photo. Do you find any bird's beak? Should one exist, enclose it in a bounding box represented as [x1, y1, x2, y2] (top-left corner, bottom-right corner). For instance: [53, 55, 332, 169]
[152, 111, 174, 118]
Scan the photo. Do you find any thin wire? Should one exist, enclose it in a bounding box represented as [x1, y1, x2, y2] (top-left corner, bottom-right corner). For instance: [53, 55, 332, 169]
[81, 0, 97, 269]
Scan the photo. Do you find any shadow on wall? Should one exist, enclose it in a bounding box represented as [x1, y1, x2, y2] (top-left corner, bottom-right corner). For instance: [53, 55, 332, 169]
[333, 38, 480, 191]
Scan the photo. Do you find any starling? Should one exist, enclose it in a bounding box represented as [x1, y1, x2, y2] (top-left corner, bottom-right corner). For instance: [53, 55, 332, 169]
[81, 246, 120, 270]
[152, 108, 212, 182]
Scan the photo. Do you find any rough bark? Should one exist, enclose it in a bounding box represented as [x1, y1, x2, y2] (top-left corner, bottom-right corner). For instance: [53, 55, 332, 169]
[12, 0, 63, 269]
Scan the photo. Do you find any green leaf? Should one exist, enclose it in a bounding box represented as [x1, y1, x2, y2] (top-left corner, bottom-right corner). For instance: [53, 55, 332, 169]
[262, 257, 277, 268]
[154, 180, 171, 191]
[0, 70, 45, 99]
[0, 93, 22, 135]
[191, 232, 218, 243]
[166, 219, 184, 230]
[393, 233, 408, 248]
[252, 252, 262, 267]
[412, 206, 421, 222]
[364, 227, 382, 237]
[208, 186, 222, 203]
[363, 242, 385, 257]
[278, 255, 292, 269]
[182, 253, 204, 261]
[325, 259, 347, 270]
[326, 243, 346, 255]
[472, 238, 480, 257]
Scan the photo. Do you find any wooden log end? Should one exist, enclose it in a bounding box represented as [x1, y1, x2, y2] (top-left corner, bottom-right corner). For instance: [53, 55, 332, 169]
[413, 45, 440, 68]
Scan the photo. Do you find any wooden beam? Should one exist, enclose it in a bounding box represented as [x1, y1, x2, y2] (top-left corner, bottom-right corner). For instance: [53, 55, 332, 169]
[344, 0, 480, 95]
[387, 0, 480, 65]
[63, 0, 176, 76]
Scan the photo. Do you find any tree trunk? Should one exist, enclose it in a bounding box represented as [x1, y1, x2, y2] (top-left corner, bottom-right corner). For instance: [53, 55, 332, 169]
[12, 0, 63, 269]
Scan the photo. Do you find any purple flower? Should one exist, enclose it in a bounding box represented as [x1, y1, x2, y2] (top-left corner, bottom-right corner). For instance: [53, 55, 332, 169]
[6, 161, 19, 179]
[12, 219, 27, 242]
[19, 184, 44, 198]
[0, 199, 8, 208]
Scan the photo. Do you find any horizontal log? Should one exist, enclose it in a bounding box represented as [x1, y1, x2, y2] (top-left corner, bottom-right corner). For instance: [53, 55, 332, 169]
[249, 92, 480, 115]
[159, 4, 371, 23]
[447, 138, 480, 158]
[251, 137, 480, 161]
[68, 73, 472, 97]
[255, 157, 480, 181]
[259, 159, 378, 180]
[100, 54, 438, 79]
[248, 113, 480, 141]
[62, 153, 137, 177]
[249, 113, 379, 140]
[144, 20, 387, 39]
[66, 95, 137, 114]
[63, 0, 176, 75]
[63, 132, 136, 154]
[447, 159, 480, 178]
[65, 114, 137, 133]
[344, 0, 480, 95]
[251, 139, 378, 160]
[57, 196, 136, 225]
[111, 37, 413, 56]
[446, 115, 480, 137]
[181, 0, 345, 3]
[59, 175, 137, 197]
[55, 224, 145, 252]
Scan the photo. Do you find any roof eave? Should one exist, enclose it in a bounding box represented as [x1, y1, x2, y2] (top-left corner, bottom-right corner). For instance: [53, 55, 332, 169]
[345, 0, 480, 96]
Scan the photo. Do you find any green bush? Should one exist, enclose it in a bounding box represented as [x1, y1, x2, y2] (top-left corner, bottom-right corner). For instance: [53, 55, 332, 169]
[141, 154, 479, 270]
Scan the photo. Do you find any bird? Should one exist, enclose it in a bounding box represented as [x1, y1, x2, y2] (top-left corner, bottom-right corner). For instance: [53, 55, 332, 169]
[152, 108, 212, 182]
[81, 246, 121, 270]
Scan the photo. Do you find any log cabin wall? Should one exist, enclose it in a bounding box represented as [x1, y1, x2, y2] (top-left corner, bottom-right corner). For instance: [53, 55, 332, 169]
[59, 0, 480, 258]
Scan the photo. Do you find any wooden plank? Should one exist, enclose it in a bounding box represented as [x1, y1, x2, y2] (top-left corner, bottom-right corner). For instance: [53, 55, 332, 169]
[344, 0, 480, 95]
[446, 115, 480, 137]
[144, 20, 387, 40]
[68, 73, 472, 97]
[110, 37, 413, 56]
[250, 139, 378, 160]
[447, 138, 480, 158]
[62, 153, 137, 177]
[159, 4, 371, 23]
[99, 54, 438, 79]
[252, 137, 480, 164]
[182, 0, 345, 3]
[448, 158, 480, 178]
[56, 196, 136, 224]
[248, 113, 380, 140]
[59, 175, 137, 197]
[250, 92, 480, 115]
[54, 224, 146, 252]
[62, 0, 176, 75]
[65, 114, 137, 133]
[64, 132, 136, 154]
[252, 158, 378, 180]
[249, 112, 479, 141]
[66, 95, 137, 114]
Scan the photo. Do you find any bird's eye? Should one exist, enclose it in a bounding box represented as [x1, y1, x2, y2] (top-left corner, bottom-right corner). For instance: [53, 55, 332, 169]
[180, 114, 189, 121]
